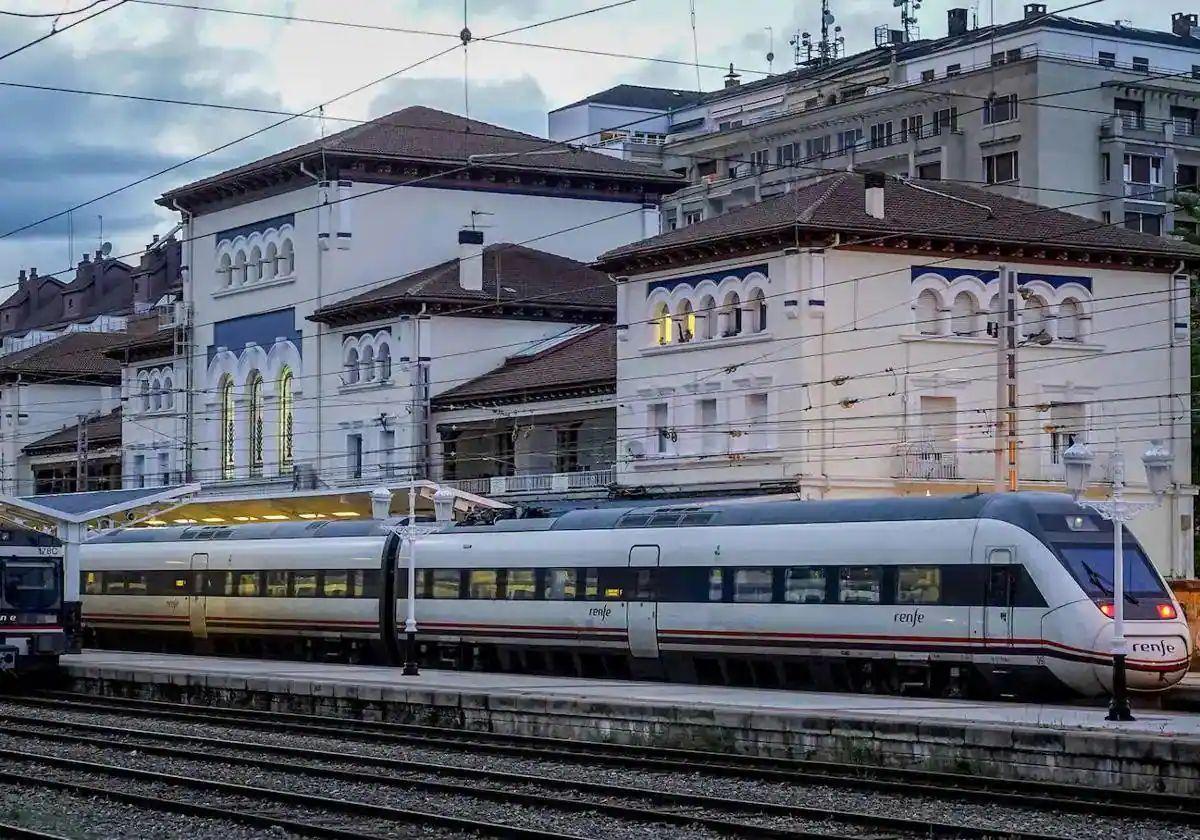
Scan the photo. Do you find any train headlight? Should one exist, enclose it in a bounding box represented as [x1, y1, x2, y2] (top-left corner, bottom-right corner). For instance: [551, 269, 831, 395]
[1098, 601, 1115, 618]
[1156, 602, 1178, 620]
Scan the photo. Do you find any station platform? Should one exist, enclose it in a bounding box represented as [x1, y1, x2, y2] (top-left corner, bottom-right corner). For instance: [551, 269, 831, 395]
[54, 651, 1200, 793]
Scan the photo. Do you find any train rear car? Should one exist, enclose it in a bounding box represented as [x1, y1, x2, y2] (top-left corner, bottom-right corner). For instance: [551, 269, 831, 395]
[0, 526, 69, 678]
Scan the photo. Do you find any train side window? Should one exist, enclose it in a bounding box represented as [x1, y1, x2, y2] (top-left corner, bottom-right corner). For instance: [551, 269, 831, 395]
[265, 570, 288, 597]
[784, 567, 826, 604]
[708, 568, 724, 602]
[323, 571, 349, 598]
[839, 566, 881, 604]
[596, 568, 625, 600]
[203, 571, 230, 597]
[293, 571, 318, 598]
[468, 569, 498, 599]
[430, 568, 461, 599]
[359, 570, 381, 599]
[896, 566, 941, 605]
[986, 565, 1016, 608]
[584, 568, 599, 600]
[235, 572, 260, 597]
[631, 568, 656, 601]
[506, 569, 536, 600]
[83, 571, 102, 595]
[101, 572, 127, 595]
[733, 568, 773, 603]
[546, 569, 576, 600]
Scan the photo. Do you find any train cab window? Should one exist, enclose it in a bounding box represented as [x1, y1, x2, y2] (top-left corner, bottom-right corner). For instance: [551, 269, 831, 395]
[506, 569, 536, 600]
[839, 567, 881, 604]
[203, 571, 230, 597]
[430, 568, 461, 599]
[83, 571, 102, 595]
[784, 567, 826, 604]
[3, 561, 58, 610]
[235, 572, 260, 597]
[323, 571, 350, 598]
[896, 566, 941, 605]
[469, 570, 498, 599]
[545, 569, 577, 600]
[292, 572, 318, 598]
[707, 568, 724, 601]
[733, 568, 773, 603]
[265, 570, 288, 597]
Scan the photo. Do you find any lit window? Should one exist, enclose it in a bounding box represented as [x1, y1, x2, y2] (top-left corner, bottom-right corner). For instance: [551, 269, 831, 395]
[653, 302, 672, 345]
[219, 374, 235, 480]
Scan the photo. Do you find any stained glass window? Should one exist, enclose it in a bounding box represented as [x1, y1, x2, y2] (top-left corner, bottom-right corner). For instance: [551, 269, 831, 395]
[247, 372, 264, 477]
[277, 367, 294, 475]
[219, 375, 235, 480]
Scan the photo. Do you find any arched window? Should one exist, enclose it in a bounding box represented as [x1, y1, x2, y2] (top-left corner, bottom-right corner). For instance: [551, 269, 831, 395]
[652, 302, 672, 345]
[721, 291, 742, 337]
[162, 374, 174, 410]
[915, 289, 941, 335]
[360, 344, 375, 382]
[951, 291, 977, 336]
[1023, 295, 1049, 339]
[698, 294, 717, 340]
[748, 288, 767, 333]
[986, 294, 1000, 337]
[345, 346, 360, 384]
[264, 242, 278, 280]
[219, 375, 235, 480]
[247, 371, 264, 477]
[218, 253, 233, 287]
[151, 375, 162, 411]
[233, 250, 247, 286]
[1058, 298, 1082, 341]
[280, 238, 295, 275]
[377, 342, 392, 381]
[139, 374, 150, 412]
[676, 300, 696, 343]
[248, 246, 262, 283]
[277, 367, 294, 476]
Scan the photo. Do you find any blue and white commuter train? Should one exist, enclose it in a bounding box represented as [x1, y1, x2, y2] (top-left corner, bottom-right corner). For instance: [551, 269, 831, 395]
[0, 526, 71, 677]
[79, 492, 1194, 699]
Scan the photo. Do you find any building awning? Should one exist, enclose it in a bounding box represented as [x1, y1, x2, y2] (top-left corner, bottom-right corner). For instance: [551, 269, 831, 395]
[0, 484, 203, 530]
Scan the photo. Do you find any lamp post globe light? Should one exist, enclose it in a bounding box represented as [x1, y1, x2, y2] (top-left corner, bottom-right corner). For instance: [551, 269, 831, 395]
[1062, 434, 1174, 722]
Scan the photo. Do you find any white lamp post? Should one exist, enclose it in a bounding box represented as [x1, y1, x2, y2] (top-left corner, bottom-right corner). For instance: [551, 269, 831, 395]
[1062, 432, 1174, 721]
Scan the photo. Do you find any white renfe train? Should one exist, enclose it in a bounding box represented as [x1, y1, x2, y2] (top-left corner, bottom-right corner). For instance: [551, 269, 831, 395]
[1, 526, 70, 677]
[79, 492, 1193, 699]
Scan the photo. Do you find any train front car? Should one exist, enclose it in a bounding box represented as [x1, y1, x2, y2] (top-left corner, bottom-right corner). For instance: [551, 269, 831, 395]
[1021, 496, 1192, 696]
[0, 527, 68, 677]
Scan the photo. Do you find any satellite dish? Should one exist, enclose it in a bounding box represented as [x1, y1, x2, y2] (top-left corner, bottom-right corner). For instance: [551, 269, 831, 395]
[823, 11, 835, 25]
[626, 440, 646, 460]
[100, 241, 113, 257]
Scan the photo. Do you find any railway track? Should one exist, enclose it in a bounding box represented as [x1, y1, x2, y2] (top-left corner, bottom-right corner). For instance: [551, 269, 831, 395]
[11, 690, 1196, 826]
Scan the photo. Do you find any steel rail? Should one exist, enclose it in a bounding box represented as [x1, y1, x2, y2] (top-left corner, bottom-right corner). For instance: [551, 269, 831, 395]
[0, 822, 70, 840]
[12, 691, 1198, 823]
[0, 713, 1062, 840]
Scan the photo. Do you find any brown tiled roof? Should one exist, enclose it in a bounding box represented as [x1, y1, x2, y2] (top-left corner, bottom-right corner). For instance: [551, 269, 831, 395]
[433, 326, 615, 408]
[597, 173, 1200, 265]
[102, 314, 174, 361]
[161, 106, 680, 205]
[310, 244, 616, 325]
[0, 332, 124, 382]
[24, 407, 122, 456]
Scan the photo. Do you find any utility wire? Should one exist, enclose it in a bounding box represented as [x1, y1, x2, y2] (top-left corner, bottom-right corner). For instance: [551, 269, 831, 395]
[0, 0, 127, 63]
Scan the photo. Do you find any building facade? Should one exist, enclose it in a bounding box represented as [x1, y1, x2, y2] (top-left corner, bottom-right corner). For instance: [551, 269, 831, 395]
[595, 172, 1196, 577]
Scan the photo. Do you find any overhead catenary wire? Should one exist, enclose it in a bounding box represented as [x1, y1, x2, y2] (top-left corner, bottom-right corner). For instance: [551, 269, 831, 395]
[0, 0, 127, 63]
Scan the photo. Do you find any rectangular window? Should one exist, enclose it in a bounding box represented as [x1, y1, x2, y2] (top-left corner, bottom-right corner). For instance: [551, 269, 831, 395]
[157, 452, 170, 487]
[83, 571, 102, 595]
[292, 571, 318, 597]
[596, 567, 625, 600]
[1098, 50, 1116, 68]
[347, 433, 363, 480]
[784, 567, 826, 604]
[869, 121, 893, 148]
[359, 570, 380, 599]
[379, 430, 396, 478]
[235, 571, 260, 597]
[837, 128, 863, 153]
[983, 151, 1019, 184]
[468, 569, 497, 599]
[697, 398, 719, 454]
[506, 569, 536, 600]
[916, 161, 942, 180]
[545, 568, 577, 600]
[133, 454, 145, 490]
[430, 568, 461, 599]
[1100, 152, 1110, 182]
[631, 568, 655, 601]
[899, 114, 924, 142]
[839, 566, 882, 604]
[983, 93, 1018, 125]
[708, 568, 724, 601]
[746, 392, 768, 451]
[1114, 98, 1143, 130]
[203, 571, 229, 597]
[1006, 48, 1022, 63]
[776, 142, 798, 166]
[733, 568, 774, 603]
[931, 107, 957, 135]
[323, 571, 350, 598]
[1132, 56, 1149, 73]
[1123, 212, 1162, 235]
[1178, 164, 1199, 188]
[265, 570, 288, 597]
[584, 568, 599, 600]
[896, 566, 941, 604]
[804, 135, 830, 159]
[991, 51, 1005, 67]
[649, 402, 671, 455]
[683, 209, 703, 226]
[920, 69, 935, 82]
[1123, 153, 1162, 184]
[1101, 210, 1111, 224]
[750, 148, 770, 173]
[1049, 402, 1086, 462]
[945, 63, 961, 77]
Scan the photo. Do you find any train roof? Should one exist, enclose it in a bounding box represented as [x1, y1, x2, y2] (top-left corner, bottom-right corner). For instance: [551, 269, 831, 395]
[89, 518, 405, 544]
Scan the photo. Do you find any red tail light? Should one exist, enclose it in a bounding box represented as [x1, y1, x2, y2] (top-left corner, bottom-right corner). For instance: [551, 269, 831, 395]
[1098, 601, 1115, 618]
[1156, 602, 1178, 620]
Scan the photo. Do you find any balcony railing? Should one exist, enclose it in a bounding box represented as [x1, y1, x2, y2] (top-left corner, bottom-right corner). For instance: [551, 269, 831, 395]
[1124, 181, 1171, 202]
[446, 467, 615, 497]
[1104, 114, 1200, 138]
[897, 440, 960, 481]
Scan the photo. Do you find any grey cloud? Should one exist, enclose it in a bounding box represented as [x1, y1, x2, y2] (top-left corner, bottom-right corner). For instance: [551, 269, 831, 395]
[369, 73, 549, 136]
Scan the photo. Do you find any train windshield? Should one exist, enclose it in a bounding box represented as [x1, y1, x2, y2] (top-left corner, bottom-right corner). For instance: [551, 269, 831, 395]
[1056, 544, 1168, 601]
[1, 560, 59, 611]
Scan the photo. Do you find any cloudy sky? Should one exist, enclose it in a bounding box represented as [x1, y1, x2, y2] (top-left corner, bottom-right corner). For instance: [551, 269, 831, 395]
[0, 0, 1169, 288]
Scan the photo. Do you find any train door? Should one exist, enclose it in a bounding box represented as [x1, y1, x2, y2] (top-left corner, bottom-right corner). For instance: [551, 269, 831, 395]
[626, 545, 660, 658]
[189, 553, 209, 640]
[983, 547, 1017, 652]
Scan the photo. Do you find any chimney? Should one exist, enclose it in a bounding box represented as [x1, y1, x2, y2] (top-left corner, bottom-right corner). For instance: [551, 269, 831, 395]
[94, 249, 103, 262]
[1172, 12, 1199, 37]
[17, 269, 26, 288]
[28, 267, 37, 281]
[79, 252, 90, 266]
[458, 228, 484, 292]
[724, 63, 741, 88]
[947, 8, 969, 36]
[1024, 3, 1047, 20]
[864, 171, 886, 220]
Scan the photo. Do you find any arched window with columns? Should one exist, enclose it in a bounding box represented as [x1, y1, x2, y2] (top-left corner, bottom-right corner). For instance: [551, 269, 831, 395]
[915, 289, 941, 335]
[219, 375, 235, 480]
[378, 342, 392, 380]
[345, 346, 360, 384]
[218, 253, 233, 287]
[951, 291, 977, 336]
[263, 242, 278, 280]
[360, 344, 375, 382]
[162, 374, 174, 410]
[151, 375, 162, 411]
[247, 371, 264, 477]
[233, 250, 247, 286]
[1023, 294, 1049, 339]
[748, 288, 767, 333]
[698, 294, 717, 339]
[139, 374, 150, 412]
[1058, 298, 1082, 341]
[277, 367, 294, 475]
[721, 291, 742, 337]
[248, 246, 262, 283]
[652, 302, 671, 345]
[280, 238, 295, 275]
[676, 299, 696, 342]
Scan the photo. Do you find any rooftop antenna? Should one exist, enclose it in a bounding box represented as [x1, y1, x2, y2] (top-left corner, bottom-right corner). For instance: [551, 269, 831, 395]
[688, 0, 702, 91]
[790, 1, 843, 67]
[899, 0, 922, 42]
[97, 214, 103, 252]
[764, 26, 775, 74]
